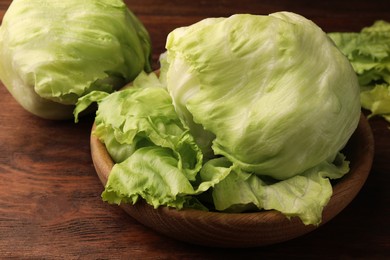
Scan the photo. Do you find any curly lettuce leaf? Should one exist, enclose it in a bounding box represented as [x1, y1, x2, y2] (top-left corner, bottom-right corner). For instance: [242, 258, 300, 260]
[328, 20, 390, 122]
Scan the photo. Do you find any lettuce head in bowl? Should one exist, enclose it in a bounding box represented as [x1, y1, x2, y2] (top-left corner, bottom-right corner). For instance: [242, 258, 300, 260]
[0, 0, 151, 119]
[78, 12, 363, 227]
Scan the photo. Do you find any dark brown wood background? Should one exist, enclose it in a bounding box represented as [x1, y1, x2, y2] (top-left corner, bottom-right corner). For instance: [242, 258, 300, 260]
[0, 0, 389, 258]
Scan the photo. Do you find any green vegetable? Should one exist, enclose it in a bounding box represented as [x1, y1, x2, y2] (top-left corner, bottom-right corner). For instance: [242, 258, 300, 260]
[0, 0, 151, 119]
[328, 20, 390, 122]
[77, 12, 361, 225]
[161, 12, 360, 181]
[201, 154, 349, 225]
[76, 72, 228, 210]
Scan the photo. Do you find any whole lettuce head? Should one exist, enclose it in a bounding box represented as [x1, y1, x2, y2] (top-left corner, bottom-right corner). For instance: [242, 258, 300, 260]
[160, 12, 361, 180]
[0, 0, 151, 119]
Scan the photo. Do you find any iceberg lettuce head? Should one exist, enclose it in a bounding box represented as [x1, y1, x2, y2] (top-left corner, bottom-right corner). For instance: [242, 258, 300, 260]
[0, 0, 151, 119]
[160, 12, 361, 180]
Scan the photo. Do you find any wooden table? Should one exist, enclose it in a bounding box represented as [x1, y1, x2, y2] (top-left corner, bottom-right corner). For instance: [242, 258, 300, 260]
[0, 0, 389, 258]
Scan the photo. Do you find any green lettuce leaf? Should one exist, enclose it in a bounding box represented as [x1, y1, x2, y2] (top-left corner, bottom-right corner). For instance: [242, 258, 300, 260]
[201, 154, 349, 225]
[102, 146, 228, 209]
[76, 72, 228, 209]
[360, 84, 390, 118]
[328, 20, 390, 122]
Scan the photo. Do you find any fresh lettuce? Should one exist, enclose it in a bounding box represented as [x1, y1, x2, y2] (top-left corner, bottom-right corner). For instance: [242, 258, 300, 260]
[76, 72, 228, 210]
[0, 0, 151, 119]
[77, 13, 361, 225]
[328, 20, 390, 122]
[161, 12, 360, 181]
[201, 154, 349, 225]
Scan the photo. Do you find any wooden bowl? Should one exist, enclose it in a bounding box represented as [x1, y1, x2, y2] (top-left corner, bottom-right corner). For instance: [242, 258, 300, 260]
[90, 113, 374, 247]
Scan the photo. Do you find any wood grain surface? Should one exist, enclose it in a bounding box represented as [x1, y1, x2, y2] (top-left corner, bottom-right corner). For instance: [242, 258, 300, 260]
[0, 0, 389, 259]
